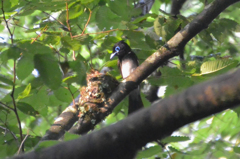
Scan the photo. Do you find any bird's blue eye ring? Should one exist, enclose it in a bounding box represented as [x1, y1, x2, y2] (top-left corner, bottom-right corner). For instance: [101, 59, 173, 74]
[115, 46, 120, 52]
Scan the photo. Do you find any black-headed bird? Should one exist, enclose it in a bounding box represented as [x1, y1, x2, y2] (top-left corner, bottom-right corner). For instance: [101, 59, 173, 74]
[110, 40, 143, 115]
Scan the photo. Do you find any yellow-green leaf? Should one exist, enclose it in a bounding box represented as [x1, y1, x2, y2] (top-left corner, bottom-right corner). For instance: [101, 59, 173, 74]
[18, 83, 31, 100]
[200, 59, 238, 75]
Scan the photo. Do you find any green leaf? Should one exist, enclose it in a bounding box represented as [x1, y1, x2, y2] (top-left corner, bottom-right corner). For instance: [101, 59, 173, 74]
[0, 75, 13, 85]
[68, 2, 84, 19]
[16, 56, 34, 80]
[233, 146, 240, 154]
[6, 142, 18, 156]
[18, 83, 31, 100]
[80, 0, 95, 4]
[1, 86, 26, 103]
[41, 32, 61, 45]
[123, 31, 151, 50]
[198, 30, 213, 45]
[64, 132, 79, 141]
[53, 87, 73, 103]
[69, 56, 87, 85]
[10, 0, 18, 8]
[168, 146, 184, 154]
[141, 92, 151, 108]
[0, 48, 9, 65]
[148, 67, 192, 87]
[48, 94, 64, 107]
[218, 18, 240, 32]
[17, 41, 52, 57]
[7, 45, 21, 60]
[74, 35, 93, 45]
[208, 21, 229, 43]
[232, 106, 240, 117]
[151, 0, 162, 14]
[154, 16, 165, 38]
[95, 6, 122, 30]
[17, 102, 39, 117]
[108, 1, 132, 21]
[112, 97, 128, 116]
[0, 0, 11, 12]
[200, 59, 238, 75]
[132, 13, 158, 24]
[34, 54, 62, 90]
[35, 140, 60, 152]
[19, 89, 49, 114]
[0, 83, 12, 89]
[24, 136, 41, 148]
[25, 28, 41, 33]
[136, 146, 162, 159]
[154, 16, 181, 41]
[162, 136, 190, 143]
[61, 36, 81, 50]
[63, 75, 79, 84]
[22, 1, 67, 12]
[104, 59, 118, 68]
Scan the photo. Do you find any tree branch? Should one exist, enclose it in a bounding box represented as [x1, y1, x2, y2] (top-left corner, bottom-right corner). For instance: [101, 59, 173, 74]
[171, 0, 187, 16]
[74, 0, 240, 134]
[11, 66, 240, 159]
[40, 105, 79, 141]
[1, 0, 24, 152]
[39, 0, 240, 141]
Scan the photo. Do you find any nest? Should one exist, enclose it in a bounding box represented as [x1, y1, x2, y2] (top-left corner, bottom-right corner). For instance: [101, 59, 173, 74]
[78, 70, 119, 121]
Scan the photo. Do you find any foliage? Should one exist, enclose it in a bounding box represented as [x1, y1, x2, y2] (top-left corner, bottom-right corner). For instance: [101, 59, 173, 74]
[0, 0, 240, 158]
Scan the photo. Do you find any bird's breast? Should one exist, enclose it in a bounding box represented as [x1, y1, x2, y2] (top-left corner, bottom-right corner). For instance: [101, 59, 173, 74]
[121, 59, 138, 79]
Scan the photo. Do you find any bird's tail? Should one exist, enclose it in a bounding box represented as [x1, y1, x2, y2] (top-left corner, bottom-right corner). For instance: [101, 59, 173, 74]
[128, 87, 144, 115]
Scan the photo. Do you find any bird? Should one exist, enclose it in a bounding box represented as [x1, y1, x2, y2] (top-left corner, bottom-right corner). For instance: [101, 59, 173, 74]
[110, 40, 143, 115]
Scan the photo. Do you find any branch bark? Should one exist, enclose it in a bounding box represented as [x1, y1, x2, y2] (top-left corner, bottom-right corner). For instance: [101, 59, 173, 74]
[74, 0, 240, 134]
[39, 0, 240, 142]
[171, 0, 187, 15]
[10, 1, 240, 158]
[11, 66, 240, 159]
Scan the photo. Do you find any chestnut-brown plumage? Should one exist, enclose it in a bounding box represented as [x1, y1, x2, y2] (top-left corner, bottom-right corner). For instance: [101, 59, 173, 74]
[110, 40, 143, 114]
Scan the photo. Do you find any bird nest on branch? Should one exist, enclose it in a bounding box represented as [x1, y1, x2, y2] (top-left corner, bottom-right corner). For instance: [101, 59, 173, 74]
[78, 70, 119, 122]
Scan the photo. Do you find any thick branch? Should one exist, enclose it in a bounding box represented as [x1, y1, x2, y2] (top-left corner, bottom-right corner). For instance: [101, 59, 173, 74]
[75, 0, 240, 133]
[40, 105, 79, 141]
[40, 0, 240, 140]
[171, 0, 187, 15]
[12, 67, 240, 159]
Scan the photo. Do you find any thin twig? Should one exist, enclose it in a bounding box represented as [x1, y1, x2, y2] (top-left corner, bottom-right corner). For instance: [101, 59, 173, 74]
[156, 140, 173, 159]
[48, 44, 65, 59]
[76, 24, 83, 31]
[81, 8, 92, 35]
[204, 0, 208, 5]
[72, 29, 133, 38]
[1, 0, 13, 43]
[11, 61, 24, 152]
[72, 50, 76, 60]
[31, 25, 48, 43]
[1, 0, 24, 152]
[66, 2, 72, 38]
[17, 134, 29, 154]
[67, 84, 76, 106]
[10, 22, 40, 37]
[87, 45, 93, 68]
[0, 102, 14, 111]
[0, 124, 19, 144]
[10, 22, 29, 30]
[42, 11, 65, 26]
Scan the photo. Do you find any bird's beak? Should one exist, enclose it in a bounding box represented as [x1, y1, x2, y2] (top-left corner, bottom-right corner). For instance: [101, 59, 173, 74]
[110, 52, 118, 59]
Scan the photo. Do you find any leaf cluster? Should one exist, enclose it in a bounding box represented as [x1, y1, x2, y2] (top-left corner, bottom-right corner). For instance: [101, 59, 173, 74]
[1, 0, 240, 158]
